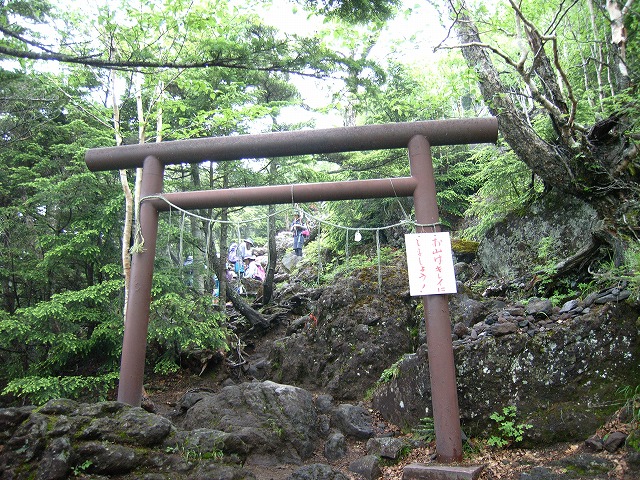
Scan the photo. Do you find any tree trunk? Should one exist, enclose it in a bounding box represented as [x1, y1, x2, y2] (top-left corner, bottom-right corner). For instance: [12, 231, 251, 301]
[190, 163, 205, 294]
[262, 158, 278, 304]
[452, 4, 571, 184]
[449, 1, 638, 229]
[133, 72, 145, 239]
[225, 282, 269, 328]
[586, 0, 606, 111]
[216, 166, 232, 311]
[606, 0, 633, 91]
[111, 70, 133, 320]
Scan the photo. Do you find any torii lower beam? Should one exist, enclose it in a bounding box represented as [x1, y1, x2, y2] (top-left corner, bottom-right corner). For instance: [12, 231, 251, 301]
[85, 117, 498, 463]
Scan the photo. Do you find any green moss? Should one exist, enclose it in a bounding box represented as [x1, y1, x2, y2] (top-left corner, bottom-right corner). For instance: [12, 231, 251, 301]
[564, 461, 611, 476]
[451, 239, 479, 254]
[523, 401, 620, 446]
[627, 430, 640, 452]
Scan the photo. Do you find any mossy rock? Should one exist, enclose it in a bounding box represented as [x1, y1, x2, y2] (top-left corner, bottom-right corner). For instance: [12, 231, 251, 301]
[451, 239, 479, 263]
[451, 239, 479, 254]
[523, 401, 617, 446]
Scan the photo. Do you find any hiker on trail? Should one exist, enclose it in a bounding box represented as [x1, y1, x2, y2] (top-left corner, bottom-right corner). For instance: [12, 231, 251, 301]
[243, 255, 259, 280]
[241, 255, 265, 298]
[237, 238, 254, 262]
[290, 213, 307, 257]
[230, 238, 254, 275]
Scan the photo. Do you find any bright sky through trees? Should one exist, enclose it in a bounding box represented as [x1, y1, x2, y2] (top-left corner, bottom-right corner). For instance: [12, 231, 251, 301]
[259, 0, 443, 127]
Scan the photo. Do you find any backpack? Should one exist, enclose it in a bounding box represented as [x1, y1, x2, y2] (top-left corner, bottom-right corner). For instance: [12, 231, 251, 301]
[227, 243, 239, 263]
[255, 263, 266, 282]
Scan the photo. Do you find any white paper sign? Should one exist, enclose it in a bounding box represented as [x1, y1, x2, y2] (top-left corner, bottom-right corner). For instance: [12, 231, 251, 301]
[405, 232, 457, 296]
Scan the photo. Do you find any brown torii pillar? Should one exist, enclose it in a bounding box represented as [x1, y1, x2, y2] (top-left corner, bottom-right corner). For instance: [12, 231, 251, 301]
[85, 117, 497, 463]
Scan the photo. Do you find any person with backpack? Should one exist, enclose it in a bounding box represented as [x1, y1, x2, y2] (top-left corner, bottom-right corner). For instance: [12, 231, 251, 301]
[241, 255, 265, 297]
[227, 242, 242, 275]
[229, 238, 254, 274]
[237, 238, 254, 262]
[254, 260, 266, 282]
[290, 213, 307, 257]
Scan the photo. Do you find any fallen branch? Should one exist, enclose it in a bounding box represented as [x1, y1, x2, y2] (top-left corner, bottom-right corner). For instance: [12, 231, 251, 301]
[225, 283, 270, 329]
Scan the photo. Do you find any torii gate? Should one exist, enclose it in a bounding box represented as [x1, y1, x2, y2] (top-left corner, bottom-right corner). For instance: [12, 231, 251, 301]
[85, 117, 497, 462]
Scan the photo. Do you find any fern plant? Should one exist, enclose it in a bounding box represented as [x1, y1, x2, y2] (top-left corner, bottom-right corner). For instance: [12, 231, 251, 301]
[412, 417, 436, 443]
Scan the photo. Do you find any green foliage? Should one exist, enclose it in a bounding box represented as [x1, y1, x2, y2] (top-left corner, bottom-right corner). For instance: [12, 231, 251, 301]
[378, 361, 401, 383]
[411, 417, 435, 443]
[167, 440, 224, 462]
[266, 418, 285, 438]
[602, 89, 640, 137]
[537, 237, 560, 267]
[378, 354, 408, 384]
[0, 280, 123, 366]
[530, 114, 556, 143]
[313, 197, 411, 259]
[0, 279, 124, 404]
[487, 406, 532, 448]
[3, 372, 118, 405]
[317, 246, 398, 285]
[581, 242, 640, 301]
[302, 0, 400, 23]
[530, 236, 562, 296]
[618, 385, 640, 426]
[147, 291, 229, 371]
[153, 357, 181, 376]
[621, 244, 640, 300]
[462, 147, 542, 240]
[71, 460, 93, 476]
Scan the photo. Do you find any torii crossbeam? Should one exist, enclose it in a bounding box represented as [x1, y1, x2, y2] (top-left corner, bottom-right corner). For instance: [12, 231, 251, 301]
[85, 117, 498, 462]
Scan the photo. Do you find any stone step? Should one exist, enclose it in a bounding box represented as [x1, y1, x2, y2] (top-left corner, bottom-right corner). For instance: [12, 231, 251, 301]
[402, 463, 484, 480]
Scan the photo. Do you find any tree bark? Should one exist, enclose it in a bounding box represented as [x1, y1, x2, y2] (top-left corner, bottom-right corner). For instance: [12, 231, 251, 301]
[606, 0, 633, 91]
[586, 0, 606, 110]
[190, 163, 205, 294]
[263, 203, 277, 304]
[111, 69, 133, 320]
[452, 4, 571, 184]
[262, 158, 279, 304]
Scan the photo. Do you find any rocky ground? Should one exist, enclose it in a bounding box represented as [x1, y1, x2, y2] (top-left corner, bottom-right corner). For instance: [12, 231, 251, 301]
[141, 304, 640, 480]
[143, 355, 637, 479]
[135, 263, 639, 479]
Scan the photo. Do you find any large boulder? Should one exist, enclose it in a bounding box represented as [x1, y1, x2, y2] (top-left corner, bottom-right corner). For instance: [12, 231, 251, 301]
[268, 262, 419, 399]
[0, 399, 256, 479]
[372, 301, 640, 444]
[175, 381, 320, 466]
[477, 191, 599, 280]
[0, 383, 384, 479]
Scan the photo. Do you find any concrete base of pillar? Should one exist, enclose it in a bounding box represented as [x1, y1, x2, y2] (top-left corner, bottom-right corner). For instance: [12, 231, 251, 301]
[402, 463, 485, 480]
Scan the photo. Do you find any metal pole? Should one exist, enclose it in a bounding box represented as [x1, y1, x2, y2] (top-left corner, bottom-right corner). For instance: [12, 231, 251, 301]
[408, 135, 462, 462]
[117, 156, 164, 406]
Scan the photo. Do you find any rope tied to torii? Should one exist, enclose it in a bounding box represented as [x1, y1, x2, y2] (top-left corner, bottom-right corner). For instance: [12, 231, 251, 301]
[139, 192, 444, 293]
